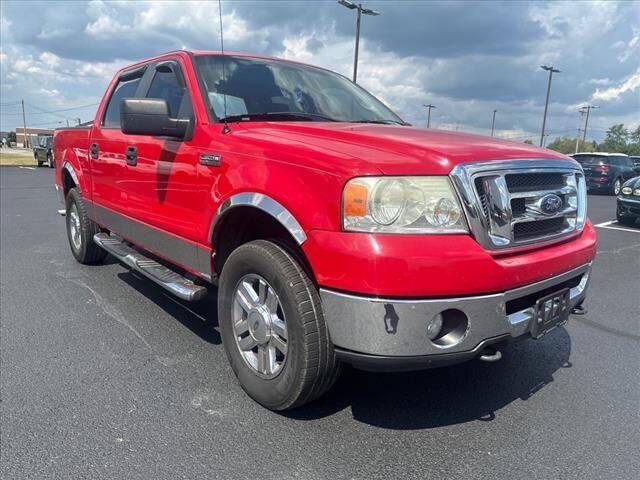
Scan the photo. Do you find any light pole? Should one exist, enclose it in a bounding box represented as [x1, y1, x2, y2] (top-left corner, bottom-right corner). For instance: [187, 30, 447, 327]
[580, 104, 598, 147]
[423, 104, 436, 128]
[338, 0, 380, 83]
[491, 109, 497, 136]
[539, 65, 560, 147]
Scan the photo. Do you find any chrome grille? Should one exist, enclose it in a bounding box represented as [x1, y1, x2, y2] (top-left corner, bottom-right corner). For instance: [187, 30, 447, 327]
[450, 159, 587, 251]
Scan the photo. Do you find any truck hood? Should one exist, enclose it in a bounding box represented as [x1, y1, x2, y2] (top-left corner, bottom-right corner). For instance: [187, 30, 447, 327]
[230, 122, 570, 175]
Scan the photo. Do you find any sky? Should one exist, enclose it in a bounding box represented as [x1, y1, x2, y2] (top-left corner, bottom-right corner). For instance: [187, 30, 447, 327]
[1, 0, 638, 143]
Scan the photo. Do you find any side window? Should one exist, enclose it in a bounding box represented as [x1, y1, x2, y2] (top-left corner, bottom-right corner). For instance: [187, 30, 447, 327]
[146, 67, 191, 118]
[103, 76, 143, 128]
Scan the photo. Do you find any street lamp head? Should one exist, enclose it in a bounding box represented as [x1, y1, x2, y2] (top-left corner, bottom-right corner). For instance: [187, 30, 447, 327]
[362, 8, 381, 15]
[338, 0, 358, 9]
[540, 65, 561, 73]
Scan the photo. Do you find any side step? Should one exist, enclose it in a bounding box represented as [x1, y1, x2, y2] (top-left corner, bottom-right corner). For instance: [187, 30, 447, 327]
[93, 233, 207, 302]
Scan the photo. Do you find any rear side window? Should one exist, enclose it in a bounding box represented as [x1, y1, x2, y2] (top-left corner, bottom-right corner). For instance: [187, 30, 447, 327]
[146, 67, 192, 118]
[103, 76, 143, 128]
[573, 155, 608, 165]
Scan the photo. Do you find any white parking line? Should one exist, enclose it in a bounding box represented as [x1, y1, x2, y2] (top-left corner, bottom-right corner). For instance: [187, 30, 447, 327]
[18, 166, 36, 170]
[594, 220, 640, 234]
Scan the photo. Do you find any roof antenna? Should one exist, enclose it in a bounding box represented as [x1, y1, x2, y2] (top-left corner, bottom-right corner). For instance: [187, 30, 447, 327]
[218, 0, 230, 134]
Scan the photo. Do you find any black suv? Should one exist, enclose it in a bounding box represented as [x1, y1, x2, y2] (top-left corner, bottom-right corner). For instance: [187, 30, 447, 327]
[571, 153, 640, 195]
[33, 135, 53, 168]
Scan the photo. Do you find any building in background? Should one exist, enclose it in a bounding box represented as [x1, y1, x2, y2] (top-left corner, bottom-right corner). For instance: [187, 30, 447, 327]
[15, 128, 55, 148]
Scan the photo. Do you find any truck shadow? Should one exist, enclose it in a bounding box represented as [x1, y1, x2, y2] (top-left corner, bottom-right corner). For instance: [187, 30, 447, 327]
[116, 270, 221, 345]
[109, 268, 571, 429]
[288, 328, 572, 429]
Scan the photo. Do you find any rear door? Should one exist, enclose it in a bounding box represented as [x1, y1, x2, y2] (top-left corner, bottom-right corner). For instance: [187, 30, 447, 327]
[90, 66, 146, 216]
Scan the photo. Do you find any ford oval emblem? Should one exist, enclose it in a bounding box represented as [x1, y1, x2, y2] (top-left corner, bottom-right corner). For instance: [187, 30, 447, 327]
[539, 194, 563, 215]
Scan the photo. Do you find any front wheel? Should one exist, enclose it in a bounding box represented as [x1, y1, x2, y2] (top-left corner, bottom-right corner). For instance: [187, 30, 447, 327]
[218, 240, 340, 410]
[65, 188, 107, 264]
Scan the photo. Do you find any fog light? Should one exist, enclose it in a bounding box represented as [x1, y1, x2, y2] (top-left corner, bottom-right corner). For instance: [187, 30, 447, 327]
[427, 314, 444, 340]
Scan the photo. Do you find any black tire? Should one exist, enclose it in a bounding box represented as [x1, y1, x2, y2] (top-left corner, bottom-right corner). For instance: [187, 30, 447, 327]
[616, 214, 636, 227]
[218, 240, 340, 410]
[611, 178, 622, 196]
[47, 154, 54, 168]
[65, 188, 107, 264]
[35, 154, 43, 167]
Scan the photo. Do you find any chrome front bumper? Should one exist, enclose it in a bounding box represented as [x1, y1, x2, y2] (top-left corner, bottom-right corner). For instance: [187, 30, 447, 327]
[320, 263, 591, 359]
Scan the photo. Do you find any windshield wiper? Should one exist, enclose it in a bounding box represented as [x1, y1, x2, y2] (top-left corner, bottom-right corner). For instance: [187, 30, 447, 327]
[220, 112, 338, 122]
[351, 119, 408, 126]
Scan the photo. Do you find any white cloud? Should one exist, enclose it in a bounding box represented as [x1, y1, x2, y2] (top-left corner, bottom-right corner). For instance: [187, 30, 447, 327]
[592, 69, 640, 101]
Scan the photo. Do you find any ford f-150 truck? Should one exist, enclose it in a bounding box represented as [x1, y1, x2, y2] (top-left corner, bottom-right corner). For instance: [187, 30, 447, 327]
[54, 51, 596, 410]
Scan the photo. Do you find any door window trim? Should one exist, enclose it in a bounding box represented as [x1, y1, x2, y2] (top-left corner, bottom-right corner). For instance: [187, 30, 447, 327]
[100, 65, 148, 129]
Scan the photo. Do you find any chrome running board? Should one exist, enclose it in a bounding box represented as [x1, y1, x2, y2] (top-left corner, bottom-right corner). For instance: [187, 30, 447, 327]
[93, 233, 207, 302]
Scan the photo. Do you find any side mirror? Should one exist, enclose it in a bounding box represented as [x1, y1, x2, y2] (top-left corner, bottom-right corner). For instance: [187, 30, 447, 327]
[120, 98, 189, 139]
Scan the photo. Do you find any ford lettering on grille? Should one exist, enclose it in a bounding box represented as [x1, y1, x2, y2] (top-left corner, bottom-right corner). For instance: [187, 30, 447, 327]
[539, 193, 563, 215]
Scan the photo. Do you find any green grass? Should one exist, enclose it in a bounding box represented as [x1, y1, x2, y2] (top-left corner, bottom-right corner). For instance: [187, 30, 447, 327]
[0, 150, 37, 167]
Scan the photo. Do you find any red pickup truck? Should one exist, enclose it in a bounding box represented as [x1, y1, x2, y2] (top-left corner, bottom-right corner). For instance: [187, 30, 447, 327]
[54, 50, 596, 410]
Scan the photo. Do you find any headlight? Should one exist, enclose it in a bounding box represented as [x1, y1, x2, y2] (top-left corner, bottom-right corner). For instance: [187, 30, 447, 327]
[342, 176, 468, 233]
[634, 188, 640, 196]
[621, 186, 632, 195]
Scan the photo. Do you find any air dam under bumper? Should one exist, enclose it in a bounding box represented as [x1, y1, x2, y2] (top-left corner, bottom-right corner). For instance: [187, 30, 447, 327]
[320, 263, 591, 371]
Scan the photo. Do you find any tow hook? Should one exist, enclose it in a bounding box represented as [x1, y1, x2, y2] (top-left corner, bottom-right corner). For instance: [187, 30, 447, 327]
[571, 304, 587, 315]
[478, 347, 502, 363]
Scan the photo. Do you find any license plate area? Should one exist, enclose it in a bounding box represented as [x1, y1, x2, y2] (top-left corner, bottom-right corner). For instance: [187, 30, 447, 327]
[531, 288, 570, 338]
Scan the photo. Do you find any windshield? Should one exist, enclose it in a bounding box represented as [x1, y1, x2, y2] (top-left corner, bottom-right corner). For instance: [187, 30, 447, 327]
[194, 55, 405, 124]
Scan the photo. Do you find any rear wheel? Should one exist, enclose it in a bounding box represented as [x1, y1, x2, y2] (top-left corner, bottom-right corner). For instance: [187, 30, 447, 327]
[65, 188, 107, 264]
[47, 153, 53, 168]
[35, 153, 43, 167]
[218, 240, 340, 410]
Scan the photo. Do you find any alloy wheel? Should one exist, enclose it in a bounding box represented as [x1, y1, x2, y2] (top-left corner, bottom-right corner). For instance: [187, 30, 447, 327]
[232, 274, 288, 378]
[69, 203, 82, 251]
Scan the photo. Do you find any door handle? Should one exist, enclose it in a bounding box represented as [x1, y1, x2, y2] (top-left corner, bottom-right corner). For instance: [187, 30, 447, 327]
[125, 146, 138, 166]
[90, 143, 99, 159]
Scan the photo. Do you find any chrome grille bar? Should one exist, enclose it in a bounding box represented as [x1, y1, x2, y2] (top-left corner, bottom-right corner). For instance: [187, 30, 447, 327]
[450, 159, 587, 251]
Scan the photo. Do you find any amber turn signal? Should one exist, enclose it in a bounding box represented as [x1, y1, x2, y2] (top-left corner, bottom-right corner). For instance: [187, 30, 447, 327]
[343, 182, 368, 217]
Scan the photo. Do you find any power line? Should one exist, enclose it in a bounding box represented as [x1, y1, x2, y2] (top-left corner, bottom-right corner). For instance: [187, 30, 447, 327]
[1, 102, 99, 117]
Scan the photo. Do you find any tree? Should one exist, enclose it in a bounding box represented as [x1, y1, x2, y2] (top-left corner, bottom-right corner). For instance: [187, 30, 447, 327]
[545, 136, 596, 154]
[7, 131, 16, 144]
[601, 124, 629, 153]
[626, 126, 640, 156]
[523, 139, 533, 145]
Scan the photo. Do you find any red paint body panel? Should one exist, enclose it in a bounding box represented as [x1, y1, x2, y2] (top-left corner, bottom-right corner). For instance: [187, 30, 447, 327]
[53, 50, 597, 293]
[303, 221, 596, 297]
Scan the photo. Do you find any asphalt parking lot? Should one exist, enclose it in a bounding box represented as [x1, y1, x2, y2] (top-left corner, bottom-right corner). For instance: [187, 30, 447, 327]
[1, 167, 638, 480]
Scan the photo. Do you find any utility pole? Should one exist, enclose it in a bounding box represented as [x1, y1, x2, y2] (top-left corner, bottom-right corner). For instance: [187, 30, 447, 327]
[491, 109, 497, 136]
[580, 105, 599, 146]
[338, 0, 380, 83]
[21, 99, 28, 148]
[539, 65, 561, 147]
[423, 104, 436, 128]
[575, 108, 585, 154]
